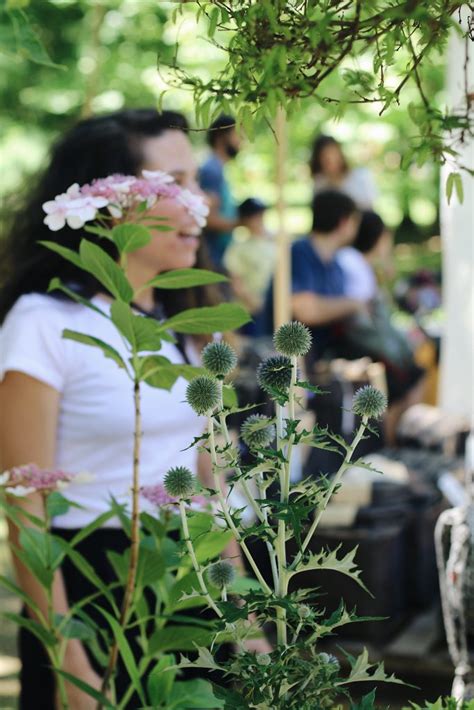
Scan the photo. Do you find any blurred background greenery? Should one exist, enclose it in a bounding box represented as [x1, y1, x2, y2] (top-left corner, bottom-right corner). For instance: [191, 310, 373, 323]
[1, 0, 444, 258]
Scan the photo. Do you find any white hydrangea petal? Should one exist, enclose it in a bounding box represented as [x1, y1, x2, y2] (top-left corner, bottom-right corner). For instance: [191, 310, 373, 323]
[44, 212, 66, 231]
[6, 486, 36, 497]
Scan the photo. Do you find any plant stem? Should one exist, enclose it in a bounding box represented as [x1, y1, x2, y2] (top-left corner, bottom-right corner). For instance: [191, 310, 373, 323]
[100, 380, 142, 705]
[290, 415, 368, 572]
[208, 415, 272, 595]
[275, 357, 298, 647]
[179, 500, 223, 618]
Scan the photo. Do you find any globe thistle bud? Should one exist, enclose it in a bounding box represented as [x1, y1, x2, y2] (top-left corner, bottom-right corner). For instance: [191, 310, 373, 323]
[186, 376, 220, 415]
[241, 414, 275, 450]
[164, 466, 195, 498]
[273, 321, 312, 357]
[352, 385, 387, 419]
[298, 604, 312, 619]
[256, 653, 272, 667]
[318, 652, 340, 671]
[207, 560, 236, 589]
[202, 341, 238, 378]
[257, 355, 292, 395]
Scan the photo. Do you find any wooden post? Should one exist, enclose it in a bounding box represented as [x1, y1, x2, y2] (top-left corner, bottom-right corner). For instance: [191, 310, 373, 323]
[273, 106, 291, 329]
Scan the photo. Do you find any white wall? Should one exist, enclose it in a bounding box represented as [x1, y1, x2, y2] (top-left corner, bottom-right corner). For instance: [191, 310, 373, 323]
[440, 9, 474, 426]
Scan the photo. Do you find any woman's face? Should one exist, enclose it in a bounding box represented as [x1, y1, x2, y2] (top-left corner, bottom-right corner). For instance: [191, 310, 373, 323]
[129, 130, 206, 274]
[320, 143, 346, 178]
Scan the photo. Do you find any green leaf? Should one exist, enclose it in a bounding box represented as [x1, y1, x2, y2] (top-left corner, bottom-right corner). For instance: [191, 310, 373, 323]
[148, 625, 213, 654]
[96, 607, 146, 705]
[144, 268, 227, 290]
[5, 8, 59, 67]
[110, 300, 164, 353]
[79, 240, 133, 302]
[47, 278, 109, 319]
[168, 678, 225, 709]
[39, 241, 83, 269]
[147, 655, 176, 707]
[140, 356, 203, 390]
[54, 613, 96, 641]
[337, 647, 406, 688]
[68, 509, 117, 548]
[446, 172, 455, 204]
[291, 545, 371, 594]
[0, 575, 42, 616]
[222, 383, 238, 408]
[46, 491, 70, 519]
[55, 669, 115, 707]
[62, 329, 128, 371]
[111, 224, 151, 254]
[193, 530, 234, 563]
[350, 689, 377, 709]
[164, 303, 251, 334]
[453, 172, 464, 203]
[3, 612, 56, 647]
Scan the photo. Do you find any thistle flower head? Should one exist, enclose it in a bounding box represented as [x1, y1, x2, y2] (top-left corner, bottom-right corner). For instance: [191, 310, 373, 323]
[202, 341, 238, 378]
[256, 653, 272, 667]
[164, 466, 195, 498]
[186, 376, 220, 415]
[273, 321, 312, 357]
[241, 414, 275, 450]
[257, 355, 292, 395]
[207, 560, 236, 589]
[352, 385, 387, 419]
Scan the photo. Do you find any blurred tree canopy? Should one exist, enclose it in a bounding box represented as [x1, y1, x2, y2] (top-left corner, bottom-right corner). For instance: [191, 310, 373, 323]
[1, 0, 468, 240]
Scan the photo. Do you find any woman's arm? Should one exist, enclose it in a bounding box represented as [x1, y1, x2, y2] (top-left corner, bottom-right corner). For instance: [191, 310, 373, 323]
[0, 371, 102, 708]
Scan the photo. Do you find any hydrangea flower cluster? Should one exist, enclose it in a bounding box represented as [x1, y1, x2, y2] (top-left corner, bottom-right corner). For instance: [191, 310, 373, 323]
[0, 464, 74, 496]
[42, 169, 209, 231]
[140, 483, 207, 510]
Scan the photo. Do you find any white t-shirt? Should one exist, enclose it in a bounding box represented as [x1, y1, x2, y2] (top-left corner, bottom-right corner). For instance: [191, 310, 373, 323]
[313, 167, 377, 210]
[0, 293, 205, 528]
[337, 247, 377, 301]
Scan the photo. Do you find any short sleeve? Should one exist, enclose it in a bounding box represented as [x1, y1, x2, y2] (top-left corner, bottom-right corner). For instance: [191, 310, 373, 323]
[199, 159, 224, 195]
[291, 241, 315, 294]
[0, 295, 67, 391]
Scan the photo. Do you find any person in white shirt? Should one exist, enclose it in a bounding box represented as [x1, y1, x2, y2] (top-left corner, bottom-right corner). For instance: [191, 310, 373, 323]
[0, 109, 249, 709]
[309, 134, 377, 210]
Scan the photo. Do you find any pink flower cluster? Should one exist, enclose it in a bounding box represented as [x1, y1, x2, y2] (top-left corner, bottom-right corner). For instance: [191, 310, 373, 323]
[0, 464, 74, 496]
[42, 170, 209, 231]
[140, 483, 208, 510]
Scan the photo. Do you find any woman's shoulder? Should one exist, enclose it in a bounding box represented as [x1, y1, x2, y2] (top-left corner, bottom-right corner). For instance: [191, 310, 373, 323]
[3, 292, 81, 329]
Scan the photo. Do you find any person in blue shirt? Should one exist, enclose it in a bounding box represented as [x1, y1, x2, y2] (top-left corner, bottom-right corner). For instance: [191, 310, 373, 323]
[291, 190, 365, 361]
[199, 115, 242, 270]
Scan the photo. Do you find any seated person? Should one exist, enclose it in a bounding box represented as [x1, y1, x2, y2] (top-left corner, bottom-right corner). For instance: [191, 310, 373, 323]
[291, 189, 364, 362]
[336, 210, 426, 445]
[224, 198, 276, 324]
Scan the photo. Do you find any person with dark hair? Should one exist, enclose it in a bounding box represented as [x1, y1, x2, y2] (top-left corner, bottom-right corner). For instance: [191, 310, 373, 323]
[224, 198, 275, 321]
[199, 114, 242, 269]
[310, 134, 377, 209]
[334, 210, 426, 445]
[291, 190, 364, 361]
[0, 108, 247, 708]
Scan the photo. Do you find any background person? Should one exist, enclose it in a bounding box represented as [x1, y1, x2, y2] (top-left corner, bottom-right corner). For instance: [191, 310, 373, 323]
[224, 198, 276, 329]
[310, 134, 377, 210]
[199, 114, 242, 270]
[0, 108, 247, 710]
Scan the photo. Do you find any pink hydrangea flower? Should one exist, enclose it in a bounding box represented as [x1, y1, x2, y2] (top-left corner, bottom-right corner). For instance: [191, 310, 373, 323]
[140, 483, 208, 510]
[1, 464, 74, 495]
[43, 171, 209, 230]
[43, 184, 108, 231]
[176, 188, 210, 228]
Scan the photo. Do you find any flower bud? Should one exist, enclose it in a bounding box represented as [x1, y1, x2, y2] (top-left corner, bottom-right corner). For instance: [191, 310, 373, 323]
[241, 414, 275, 450]
[207, 560, 236, 589]
[164, 466, 195, 498]
[298, 604, 312, 619]
[352, 385, 387, 419]
[186, 376, 220, 415]
[202, 341, 238, 378]
[256, 653, 271, 667]
[257, 355, 292, 395]
[318, 652, 340, 671]
[273, 321, 312, 357]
